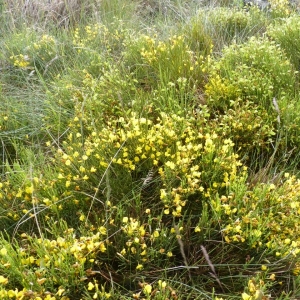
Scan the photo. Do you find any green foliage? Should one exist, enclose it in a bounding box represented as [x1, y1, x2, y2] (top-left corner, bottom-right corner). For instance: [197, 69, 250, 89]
[267, 15, 300, 70]
[2, 1, 300, 299]
[202, 6, 268, 51]
[6, 31, 61, 77]
[278, 95, 300, 150]
[205, 36, 296, 110]
[211, 100, 276, 154]
[124, 33, 210, 89]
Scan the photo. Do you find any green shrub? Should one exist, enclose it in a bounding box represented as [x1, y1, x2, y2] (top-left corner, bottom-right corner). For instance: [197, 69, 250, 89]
[7, 31, 60, 77]
[123, 33, 210, 90]
[1, 2, 300, 299]
[211, 100, 276, 155]
[268, 0, 293, 18]
[202, 6, 268, 51]
[205, 36, 296, 110]
[267, 14, 300, 70]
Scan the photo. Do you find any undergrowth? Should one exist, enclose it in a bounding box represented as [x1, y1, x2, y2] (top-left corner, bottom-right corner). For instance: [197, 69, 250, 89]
[1, 0, 300, 299]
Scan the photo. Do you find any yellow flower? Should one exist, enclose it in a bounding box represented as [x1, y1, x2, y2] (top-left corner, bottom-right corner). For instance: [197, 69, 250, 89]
[242, 292, 251, 300]
[99, 242, 107, 252]
[268, 183, 275, 190]
[284, 238, 291, 245]
[167, 251, 173, 257]
[0, 276, 8, 284]
[44, 295, 56, 300]
[165, 161, 176, 170]
[37, 278, 46, 285]
[7, 290, 16, 297]
[65, 159, 71, 166]
[56, 287, 65, 296]
[88, 282, 95, 290]
[98, 226, 107, 235]
[194, 226, 201, 232]
[153, 231, 160, 238]
[269, 273, 276, 281]
[261, 265, 267, 271]
[158, 280, 167, 289]
[0, 248, 7, 255]
[143, 284, 152, 295]
[248, 280, 256, 293]
[25, 185, 34, 194]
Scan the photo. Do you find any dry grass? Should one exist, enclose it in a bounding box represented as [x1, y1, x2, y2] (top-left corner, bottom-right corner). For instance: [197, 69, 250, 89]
[3, 0, 100, 28]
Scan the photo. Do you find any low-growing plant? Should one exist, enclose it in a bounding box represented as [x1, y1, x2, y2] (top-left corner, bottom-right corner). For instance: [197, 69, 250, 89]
[210, 100, 276, 157]
[205, 36, 296, 111]
[268, 0, 292, 17]
[6, 31, 61, 78]
[200, 5, 268, 52]
[123, 33, 211, 91]
[267, 14, 300, 71]
[2, 1, 300, 299]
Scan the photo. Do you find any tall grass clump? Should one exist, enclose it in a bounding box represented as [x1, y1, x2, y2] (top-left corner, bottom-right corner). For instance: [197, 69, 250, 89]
[267, 14, 300, 71]
[1, 0, 100, 29]
[198, 5, 268, 52]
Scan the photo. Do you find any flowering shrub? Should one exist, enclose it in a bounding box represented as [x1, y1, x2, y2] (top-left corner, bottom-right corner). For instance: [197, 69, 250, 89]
[211, 100, 276, 154]
[9, 33, 59, 75]
[72, 22, 128, 75]
[205, 36, 296, 110]
[49, 112, 242, 217]
[2, 2, 300, 299]
[220, 174, 300, 253]
[269, 0, 292, 17]
[267, 15, 300, 70]
[124, 33, 211, 91]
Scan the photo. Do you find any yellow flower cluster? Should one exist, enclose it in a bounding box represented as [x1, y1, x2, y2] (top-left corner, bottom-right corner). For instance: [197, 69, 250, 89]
[204, 71, 240, 103]
[9, 33, 57, 70]
[211, 100, 276, 154]
[73, 24, 104, 51]
[220, 174, 300, 261]
[73, 22, 126, 55]
[32, 34, 57, 61]
[138, 34, 211, 84]
[120, 217, 149, 267]
[269, 0, 291, 16]
[0, 226, 108, 299]
[82, 113, 240, 216]
[9, 54, 30, 68]
[242, 278, 265, 300]
[0, 288, 65, 300]
[133, 280, 177, 299]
